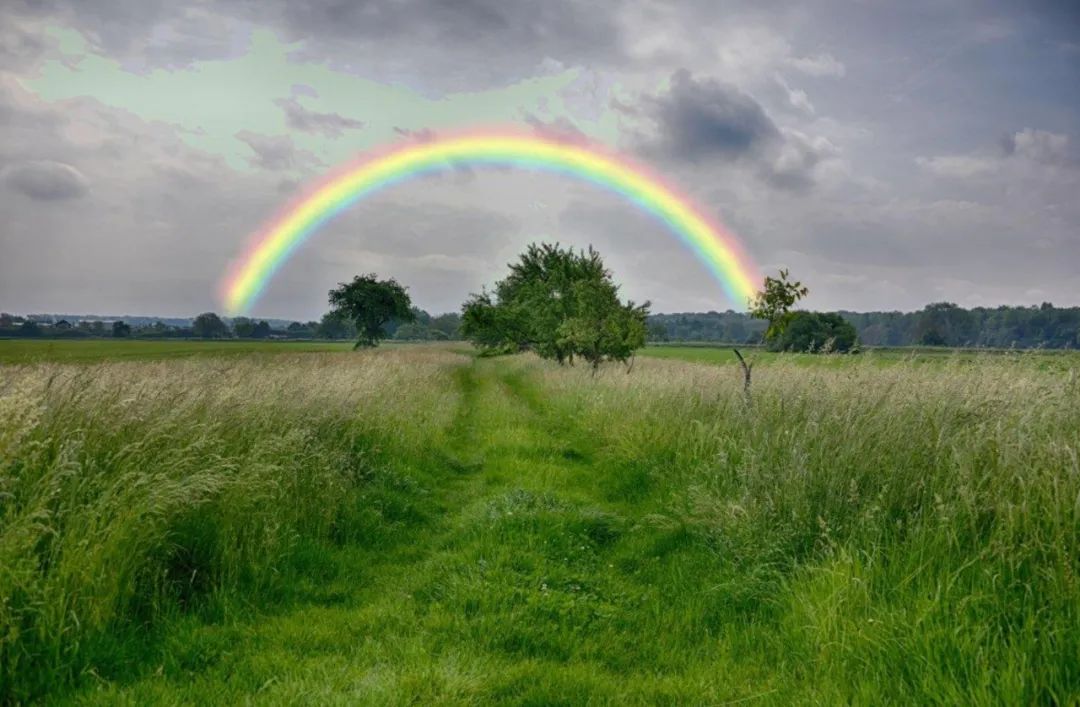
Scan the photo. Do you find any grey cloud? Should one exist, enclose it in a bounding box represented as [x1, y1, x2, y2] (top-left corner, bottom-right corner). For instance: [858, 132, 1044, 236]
[234, 130, 321, 171]
[393, 126, 437, 142]
[635, 70, 835, 191]
[787, 52, 846, 78]
[1001, 128, 1075, 166]
[274, 97, 364, 138]
[3, 160, 88, 200]
[266, 0, 623, 87]
[523, 114, 589, 144]
[644, 69, 781, 160]
[761, 130, 839, 190]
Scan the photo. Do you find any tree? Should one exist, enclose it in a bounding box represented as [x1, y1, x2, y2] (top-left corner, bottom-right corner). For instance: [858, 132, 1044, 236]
[775, 311, 857, 352]
[328, 274, 415, 348]
[232, 317, 255, 338]
[112, 320, 131, 338]
[914, 302, 972, 347]
[749, 269, 809, 344]
[192, 312, 230, 339]
[315, 310, 356, 340]
[647, 321, 669, 342]
[430, 313, 462, 339]
[460, 243, 650, 369]
[252, 320, 272, 339]
[19, 320, 40, 337]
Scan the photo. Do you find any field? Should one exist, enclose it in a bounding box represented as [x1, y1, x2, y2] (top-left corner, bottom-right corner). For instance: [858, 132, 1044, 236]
[1, 340, 1078, 703]
[0, 339, 355, 364]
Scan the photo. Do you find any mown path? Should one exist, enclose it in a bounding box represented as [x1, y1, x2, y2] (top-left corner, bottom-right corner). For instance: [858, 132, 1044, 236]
[71, 358, 781, 705]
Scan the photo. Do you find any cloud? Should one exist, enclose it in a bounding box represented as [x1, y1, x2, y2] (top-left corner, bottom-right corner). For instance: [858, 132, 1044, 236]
[393, 126, 437, 142]
[1001, 128, 1073, 166]
[632, 70, 837, 191]
[3, 160, 88, 200]
[774, 73, 815, 115]
[761, 129, 839, 190]
[234, 130, 321, 171]
[274, 97, 364, 138]
[916, 154, 998, 178]
[918, 129, 1075, 179]
[787, 52, 846, 78]
[523, 114, 589, 144]
[642, 69, 781, 161]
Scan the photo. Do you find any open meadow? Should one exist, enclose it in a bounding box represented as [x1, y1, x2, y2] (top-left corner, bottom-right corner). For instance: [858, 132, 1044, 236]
[1, 341, 1078, 704]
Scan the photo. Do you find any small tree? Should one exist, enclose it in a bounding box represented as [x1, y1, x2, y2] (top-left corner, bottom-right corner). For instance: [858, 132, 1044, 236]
[112, 320, 131, 338]
[328, 274, 415, 348]
[749, 268, 808, 345]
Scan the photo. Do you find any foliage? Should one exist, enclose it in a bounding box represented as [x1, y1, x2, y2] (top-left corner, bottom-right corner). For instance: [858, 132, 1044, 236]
[392, 322, 449, 341]
[461, 243, 650, 368]
[773, 311, 858, 352]
[328, 274, 415, 348]
[192, 312, 230, 339]
[315, 310, 357, 340]
[748, 268, 808, 343]
[111, 320, 131, 338]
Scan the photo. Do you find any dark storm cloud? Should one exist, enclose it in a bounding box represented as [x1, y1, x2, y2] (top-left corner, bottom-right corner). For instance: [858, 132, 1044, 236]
[645, 69, 781, 160]
[274, 97, 364, 138]
[634, 70, 836, 191]
[3, 160, 88, 200]
[234, 131, 321, 171]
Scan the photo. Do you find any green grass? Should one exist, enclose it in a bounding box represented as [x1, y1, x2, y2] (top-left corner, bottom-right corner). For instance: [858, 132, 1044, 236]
[1, 345, 1078, 703]
[643, 342, 1080, 371]
[0, 339, 357, 363]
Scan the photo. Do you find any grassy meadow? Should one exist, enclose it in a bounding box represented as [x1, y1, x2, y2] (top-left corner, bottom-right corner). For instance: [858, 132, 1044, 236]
[1, 340, 1078, 703]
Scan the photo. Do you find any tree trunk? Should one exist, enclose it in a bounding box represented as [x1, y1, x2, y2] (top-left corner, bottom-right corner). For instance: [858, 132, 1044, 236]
[732, 348, 753, 405]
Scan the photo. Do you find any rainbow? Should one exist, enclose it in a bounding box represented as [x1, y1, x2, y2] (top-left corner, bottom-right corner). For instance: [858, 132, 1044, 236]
[221, 129, 760, 315]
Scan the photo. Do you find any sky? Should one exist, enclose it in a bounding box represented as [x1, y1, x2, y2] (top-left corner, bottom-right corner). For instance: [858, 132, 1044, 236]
[1, 0, 1078, 319]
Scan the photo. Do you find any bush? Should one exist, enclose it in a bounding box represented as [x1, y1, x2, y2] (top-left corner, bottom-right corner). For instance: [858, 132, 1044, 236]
[772, 311, 857, 352]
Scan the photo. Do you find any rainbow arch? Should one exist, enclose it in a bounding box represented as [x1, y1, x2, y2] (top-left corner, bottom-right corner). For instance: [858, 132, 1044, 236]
[221, 129, 760, 315]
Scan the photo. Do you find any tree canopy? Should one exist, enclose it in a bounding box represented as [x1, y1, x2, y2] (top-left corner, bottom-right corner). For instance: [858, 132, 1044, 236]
[328, 274, 415, 348]
[461, 243, 649, 369]
[192, 312, 229, 339]
[748, 268, 808, 344]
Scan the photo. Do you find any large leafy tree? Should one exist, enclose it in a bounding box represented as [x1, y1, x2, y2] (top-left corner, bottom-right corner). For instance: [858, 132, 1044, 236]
[748, 268, 808, 344]
[328, 274, 415, 348]
[461, 243, 649, 369]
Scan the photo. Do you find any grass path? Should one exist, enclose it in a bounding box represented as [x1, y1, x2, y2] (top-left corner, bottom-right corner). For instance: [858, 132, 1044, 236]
[69, 357, 784, 705]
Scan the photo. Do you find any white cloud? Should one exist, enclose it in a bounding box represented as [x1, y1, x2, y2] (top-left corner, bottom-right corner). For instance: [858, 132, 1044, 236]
[787, 52, 846, 78]
[915, 154, 998, 178]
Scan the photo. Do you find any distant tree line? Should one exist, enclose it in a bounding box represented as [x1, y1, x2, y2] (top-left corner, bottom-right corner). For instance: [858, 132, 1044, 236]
[648, 302, 1080, 349]
[5, 300, 1077, 350]
[0, 309, 463, 342]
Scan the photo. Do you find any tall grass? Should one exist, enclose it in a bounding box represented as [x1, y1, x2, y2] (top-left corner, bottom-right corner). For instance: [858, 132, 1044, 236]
[535, 353, 1080, 702]
[3, 347, 1078, 702]
[0, 349, 465, 701]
